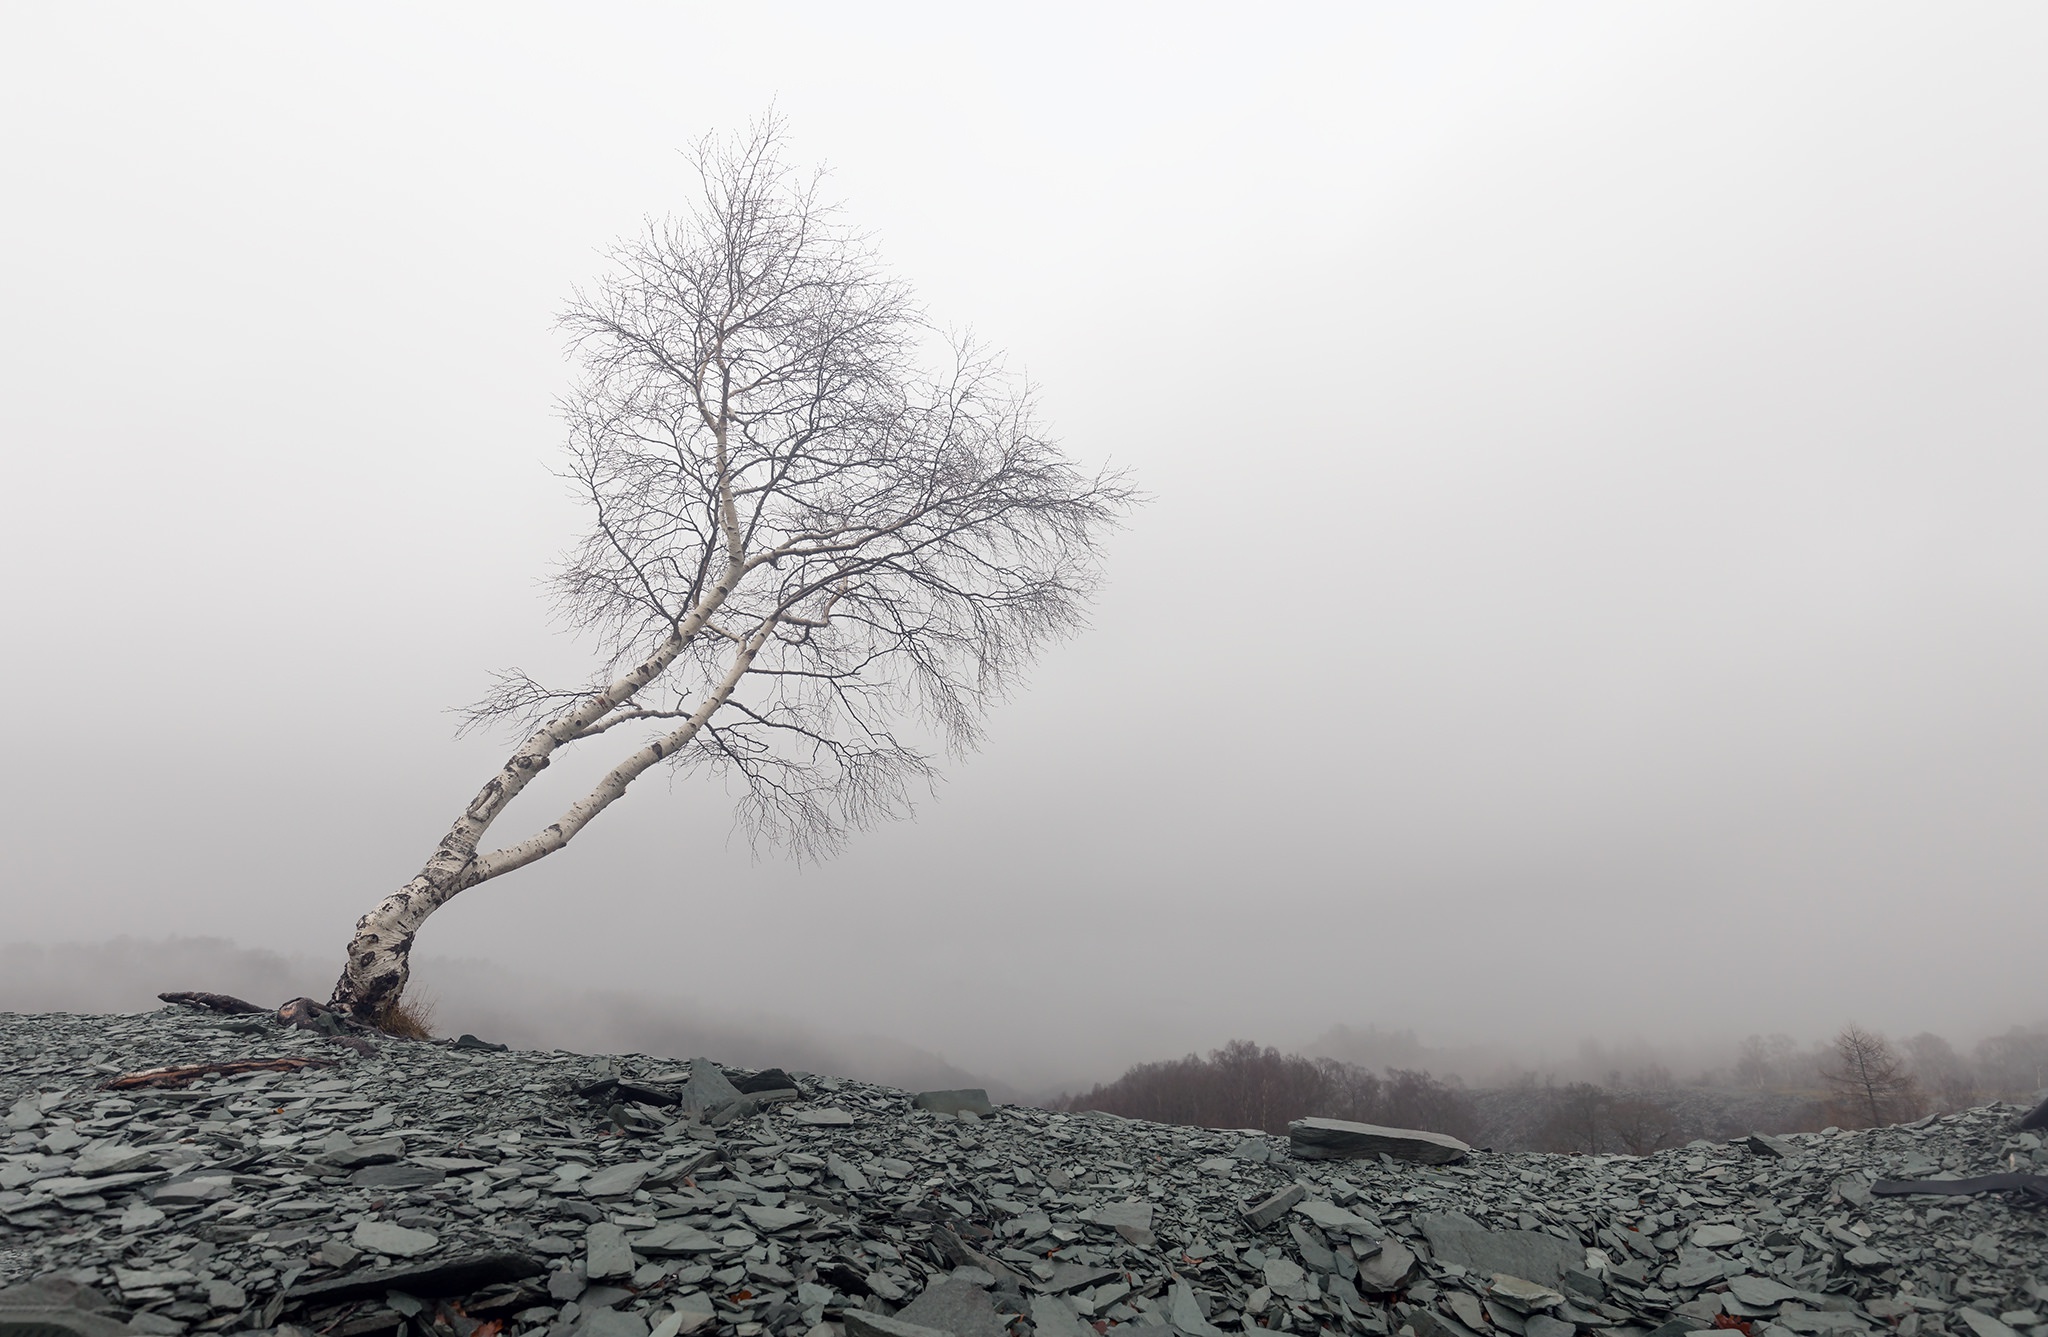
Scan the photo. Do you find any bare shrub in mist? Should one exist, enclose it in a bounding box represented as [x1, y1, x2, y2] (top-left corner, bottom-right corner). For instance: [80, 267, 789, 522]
[1050, 1039, 1478, 1139]
[1974, 1026, 2048, 1099]
[1822, 1023, 1922, 1127]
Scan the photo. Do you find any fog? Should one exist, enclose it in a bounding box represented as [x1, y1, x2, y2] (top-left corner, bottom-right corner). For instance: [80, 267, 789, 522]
[2, 4, 2044, 1097]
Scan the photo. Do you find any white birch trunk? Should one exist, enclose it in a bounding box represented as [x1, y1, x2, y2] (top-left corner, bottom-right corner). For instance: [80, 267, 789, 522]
[330, 524, 765, 1022]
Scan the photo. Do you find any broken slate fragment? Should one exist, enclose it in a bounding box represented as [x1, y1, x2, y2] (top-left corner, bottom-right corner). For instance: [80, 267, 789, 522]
[71, 1145, 156, 1177]
[582, 1160, 658, 1197]
[1743, 1132, 1801, 1159]
[1244, 1183, 1306, 1228]
[895, 1277, 1010, 1337]
[587, 1221, 634, 1280]
[351, 1164, 444, 1190]
[793, 1108, 855, 1126]
[1031, 1294, 1097, 1337]
[1689, 1223, 1745, 1248]
[1294, 1199, 1373, 1235]
[739, 1203, 811, 1232]
[320, 1136, 405, 1169]
[675, 1058, 746, 1117]
[1169, 1278, 1227, 1337]
[1288, 1117, 1472, 1165]
[1726, 1275, 1801, 1308]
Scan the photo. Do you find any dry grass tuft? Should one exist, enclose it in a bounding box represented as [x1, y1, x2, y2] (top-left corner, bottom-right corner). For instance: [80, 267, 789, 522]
[375, 990, 438, 1041]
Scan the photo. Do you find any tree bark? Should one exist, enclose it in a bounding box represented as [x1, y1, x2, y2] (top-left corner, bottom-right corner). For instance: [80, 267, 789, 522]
[328, 602, 764, 1022]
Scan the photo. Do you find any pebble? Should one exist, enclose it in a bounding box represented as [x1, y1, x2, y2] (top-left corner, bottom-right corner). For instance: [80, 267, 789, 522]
[0, 1007, 2042, 1337]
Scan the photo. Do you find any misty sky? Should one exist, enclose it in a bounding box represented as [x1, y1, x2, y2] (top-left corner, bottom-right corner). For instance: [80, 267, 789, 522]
[3, 4, 2045, 1092]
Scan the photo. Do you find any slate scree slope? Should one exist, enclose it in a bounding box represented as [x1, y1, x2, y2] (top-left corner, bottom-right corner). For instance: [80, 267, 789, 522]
[0, 1007, 2042, 1337]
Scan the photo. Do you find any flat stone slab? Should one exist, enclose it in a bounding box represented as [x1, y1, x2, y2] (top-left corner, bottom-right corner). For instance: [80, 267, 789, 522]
[792, 1107, 855, 1126]
[350, 1164, 445, 1189]
[912, 1089, 995, 1117]
[352, 1220, 439, 1258]
[738, 1203, 811, 1232]
[1294, 1199, 1374, 1234]
[1418, 1213, 1580, 1287]
[628, 1221, 721, 1255]
[587, 1221, 634, 1280]
[1727, 1274, 1802, 1307]
[1288, 1117, 1472, 1165]
[582, 1160, 658, 1197]
[895, 1277, 1010, 1337]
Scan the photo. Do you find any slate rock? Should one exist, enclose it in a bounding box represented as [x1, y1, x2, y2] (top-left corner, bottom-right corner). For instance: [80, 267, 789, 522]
[587, 1222, 634, 1280]
[1743, 1133, 1801, 1159]
[1418, 1213, 1581, 1287]
[628, 1222, 720, 1256]
[1355, 1238, 1418, 1292]
[912, 1089, 996, 1117]
[739, 1203, 811, 1232]
[71, 1144, 155, 1177]
[1244, 1184, 1306, 1228]
[1727, 1275, 1800, 1308]
[352, 1220, 439, 1258]
[1295, 1199, 1373, 1234]
[150, 1171, 233, 1202]
[582, 1160, 658, 1197]
[675, 1058, 745, 1116]
[1959, 1312, 2023, 1337]
[576, 1310, 651, 1337]
[1488, 1276, 1564, 1311]
[321, 1135, 405, 1169]
[794, 1108, 855, 1126]
[1169, 1279, 1226, 1337]
[734, 1067, 798, 1094]
[896, 1277, 1011, 1337]
[1690, 1223, 1746, 1248]
[350, 1164, 444, 1189]
[843, 1313, 954, 1337]
[1031, 1294, 1097, 1337]
[1288, 1117, 1473, 1165]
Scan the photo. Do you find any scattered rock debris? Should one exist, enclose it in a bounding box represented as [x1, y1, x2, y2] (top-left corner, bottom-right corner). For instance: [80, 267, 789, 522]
[1, 1009, 2042, 1337]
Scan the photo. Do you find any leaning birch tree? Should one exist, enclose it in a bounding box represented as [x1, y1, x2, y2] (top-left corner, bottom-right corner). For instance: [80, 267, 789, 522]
[328, 120, 1132, 1024]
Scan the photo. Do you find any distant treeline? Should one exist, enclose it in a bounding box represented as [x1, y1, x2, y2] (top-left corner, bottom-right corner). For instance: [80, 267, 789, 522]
[1048, 1024, 2048, 1156]
[1049, 1039, 1480, 1140]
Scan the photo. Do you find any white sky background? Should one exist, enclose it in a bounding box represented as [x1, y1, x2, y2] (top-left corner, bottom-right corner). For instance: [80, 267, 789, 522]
[2, 3, 2045, 1091]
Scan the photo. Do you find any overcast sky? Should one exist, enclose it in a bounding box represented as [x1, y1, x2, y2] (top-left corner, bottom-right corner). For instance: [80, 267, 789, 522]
[3, 3, 2044, 1091]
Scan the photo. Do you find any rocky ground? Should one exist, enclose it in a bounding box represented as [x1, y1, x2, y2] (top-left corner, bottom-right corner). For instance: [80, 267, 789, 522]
[0, 1007, 2042, 1337]
[1468, 1089, 1828, 1155]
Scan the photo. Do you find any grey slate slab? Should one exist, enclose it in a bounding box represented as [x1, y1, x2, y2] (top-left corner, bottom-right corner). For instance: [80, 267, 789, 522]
[911, 1089, 995, 1117]
[1418, 1213, 1582, 1286]
[895, 1277, 1010, 1337]
[1289, 1117, 1472, 1166]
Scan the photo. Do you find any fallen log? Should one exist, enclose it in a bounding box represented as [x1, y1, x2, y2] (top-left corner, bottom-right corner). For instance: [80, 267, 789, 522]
[157, 991, 269, 1015]
[102, 1056, 339, 1090]
[1870, 1172, 2048, 1205]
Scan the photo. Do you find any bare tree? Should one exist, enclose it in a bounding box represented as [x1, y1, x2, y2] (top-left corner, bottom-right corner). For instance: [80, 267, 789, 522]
[1534, 1082, 1611, 1154]
[1608, 1094, 1684, 1155]
[1823, 1024, 1920, 1127]
[328, 119, 1133, 1023]
[1901, 1032, 1976, 1112]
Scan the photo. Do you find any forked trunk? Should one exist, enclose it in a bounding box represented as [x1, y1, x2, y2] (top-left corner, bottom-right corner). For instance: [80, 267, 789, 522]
[330, 866, 470, 1023]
